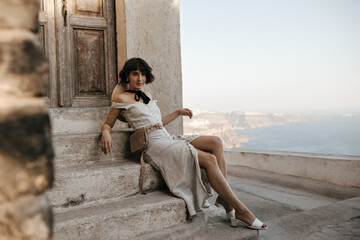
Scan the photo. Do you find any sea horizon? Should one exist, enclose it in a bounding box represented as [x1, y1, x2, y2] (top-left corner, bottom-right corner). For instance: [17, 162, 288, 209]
[234, 117, 360, 157]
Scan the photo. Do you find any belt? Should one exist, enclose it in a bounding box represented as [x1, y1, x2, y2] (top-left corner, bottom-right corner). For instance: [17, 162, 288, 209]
[145, 123, 163, 134]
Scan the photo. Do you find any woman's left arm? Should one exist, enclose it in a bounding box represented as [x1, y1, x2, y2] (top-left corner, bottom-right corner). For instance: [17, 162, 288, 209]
[162, 108, 193, 126]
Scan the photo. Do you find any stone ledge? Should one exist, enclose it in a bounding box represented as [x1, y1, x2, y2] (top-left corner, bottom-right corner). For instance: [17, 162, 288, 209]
[48, 161, 164, 208]
[136, 205, 258, 240]
[52, 130, 133, 169]
[228, 165, 360, 200]
[53, 191, 187, 240]
[49, 107, 130, 134]
[231, 149, 360, 160]
[225, 150, 360, 187]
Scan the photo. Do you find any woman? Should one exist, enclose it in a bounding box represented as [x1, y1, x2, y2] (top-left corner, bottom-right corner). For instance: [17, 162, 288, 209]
[101, 58, 267, 230]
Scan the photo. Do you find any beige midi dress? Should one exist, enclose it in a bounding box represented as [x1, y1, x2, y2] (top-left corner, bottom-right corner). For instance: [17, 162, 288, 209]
[111, 100, 212, 216]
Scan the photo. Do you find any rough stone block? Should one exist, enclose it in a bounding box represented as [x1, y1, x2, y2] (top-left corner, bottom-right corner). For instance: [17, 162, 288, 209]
[0, 30, 49, 97]
[0, 194, 52, 240]
[52, 131, 132, 169]
[48, 162, 164, 208]
[0, 99, 54, 203]
[49, 107, 130, 134]
[54, 191, 186, 240]
[0, 0, 40, 32]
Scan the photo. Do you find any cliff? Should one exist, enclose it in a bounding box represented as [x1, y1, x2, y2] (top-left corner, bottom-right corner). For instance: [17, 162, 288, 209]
[183, 111, 248, 149]
[184, 110, 336, 149]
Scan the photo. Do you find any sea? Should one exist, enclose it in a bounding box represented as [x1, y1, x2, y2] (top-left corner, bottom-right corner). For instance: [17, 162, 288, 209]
[234, 117, 360, 156]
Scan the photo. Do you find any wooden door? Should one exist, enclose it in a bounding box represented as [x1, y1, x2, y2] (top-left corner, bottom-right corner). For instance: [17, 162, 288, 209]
[39, 0, 117, 107]
[38, 0, 57, 107]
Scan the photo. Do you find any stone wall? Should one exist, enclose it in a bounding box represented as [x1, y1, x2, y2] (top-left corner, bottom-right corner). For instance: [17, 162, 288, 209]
[0, 0, 54, 239]
[225, 150, 360, 187]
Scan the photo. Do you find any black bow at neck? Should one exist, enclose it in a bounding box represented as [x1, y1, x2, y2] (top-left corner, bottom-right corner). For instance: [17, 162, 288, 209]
[126, 90, 151, 104]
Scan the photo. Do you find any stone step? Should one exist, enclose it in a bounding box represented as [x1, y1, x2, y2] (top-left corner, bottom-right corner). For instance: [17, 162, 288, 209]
[135, 205, 258, 240]
[49, 107, 129, 134]
[52, 130, 135, 169]
[48, 161, 165, 208]
[260, 197, 360, 240]
[53, 191, 187, 240]
[136, 168, 360, 240]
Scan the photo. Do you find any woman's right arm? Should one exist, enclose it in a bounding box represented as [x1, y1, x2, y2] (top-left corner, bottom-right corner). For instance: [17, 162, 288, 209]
[101, 108, 121, 154]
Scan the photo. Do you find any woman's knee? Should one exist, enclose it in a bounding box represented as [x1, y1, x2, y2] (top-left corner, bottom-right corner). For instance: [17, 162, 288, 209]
[203, 153, 218, 169]
[209, 136, 223, 150]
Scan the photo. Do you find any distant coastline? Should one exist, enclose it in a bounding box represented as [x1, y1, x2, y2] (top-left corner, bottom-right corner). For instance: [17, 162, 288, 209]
[184, 110, 360, 156]
[234, 117, 360, 156]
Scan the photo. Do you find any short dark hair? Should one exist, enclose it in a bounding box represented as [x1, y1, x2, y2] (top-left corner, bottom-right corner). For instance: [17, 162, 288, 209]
[119, 58, 154, 84]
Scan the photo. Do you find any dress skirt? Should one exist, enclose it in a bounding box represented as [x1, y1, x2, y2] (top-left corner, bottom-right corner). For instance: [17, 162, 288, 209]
[143, 128, 212, 216]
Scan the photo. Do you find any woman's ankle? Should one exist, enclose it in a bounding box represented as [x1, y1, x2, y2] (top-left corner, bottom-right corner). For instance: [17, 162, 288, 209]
[235, 209, 255, 223]
[216, 196, 233, 213]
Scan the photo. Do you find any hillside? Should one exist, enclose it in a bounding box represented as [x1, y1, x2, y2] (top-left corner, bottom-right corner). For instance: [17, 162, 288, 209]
[184, 110, 337, 149]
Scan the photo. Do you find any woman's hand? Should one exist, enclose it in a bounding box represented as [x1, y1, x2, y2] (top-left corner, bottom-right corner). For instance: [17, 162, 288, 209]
[101, 131, 114, 154]
[177, 108, 193, 119]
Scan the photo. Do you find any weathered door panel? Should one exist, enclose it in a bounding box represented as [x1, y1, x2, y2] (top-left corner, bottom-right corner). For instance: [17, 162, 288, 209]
[60, 0, 116, 107]
[38, 0, 116, 107]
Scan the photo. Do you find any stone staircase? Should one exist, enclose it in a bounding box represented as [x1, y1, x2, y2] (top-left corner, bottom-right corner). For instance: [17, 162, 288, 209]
[47, 108, 189, 240]
[46, 108, 360, 239]
[138, 166, 360, 240]
[225, 166, 360, 240]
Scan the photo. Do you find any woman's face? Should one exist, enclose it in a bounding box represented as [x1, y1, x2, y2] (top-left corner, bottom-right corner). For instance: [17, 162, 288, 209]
[128, 69, 146, 90]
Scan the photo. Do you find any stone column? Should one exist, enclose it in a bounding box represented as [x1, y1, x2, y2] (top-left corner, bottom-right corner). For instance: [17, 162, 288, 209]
[0, 0, 54, 239]
[124, 0, 183, 135]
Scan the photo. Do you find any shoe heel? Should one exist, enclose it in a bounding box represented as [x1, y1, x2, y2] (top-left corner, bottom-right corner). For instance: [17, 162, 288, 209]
[227, 209, 235, 219]
[230, 217, 238, 227]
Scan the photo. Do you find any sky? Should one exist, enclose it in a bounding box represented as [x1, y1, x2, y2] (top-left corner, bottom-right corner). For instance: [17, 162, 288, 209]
[179, 0, 360, 114]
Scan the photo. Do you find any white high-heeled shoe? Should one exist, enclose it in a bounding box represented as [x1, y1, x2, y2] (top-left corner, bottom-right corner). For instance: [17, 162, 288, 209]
[230, 217, 268, 230]
[215, 201, 235, 219]
[202, 199, 210, 208]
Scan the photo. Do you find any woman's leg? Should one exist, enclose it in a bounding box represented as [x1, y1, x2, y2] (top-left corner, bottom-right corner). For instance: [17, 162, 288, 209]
[191, 136, 227, 178]
[191, 136, 231, 211]
[197, 148, 266, 228]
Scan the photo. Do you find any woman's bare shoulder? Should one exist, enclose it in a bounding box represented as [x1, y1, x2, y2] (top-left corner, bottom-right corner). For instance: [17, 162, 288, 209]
[113, 92, 133, 104]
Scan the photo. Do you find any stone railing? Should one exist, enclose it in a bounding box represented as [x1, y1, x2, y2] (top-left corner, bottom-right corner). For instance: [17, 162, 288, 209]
[225, 150, 360, 187]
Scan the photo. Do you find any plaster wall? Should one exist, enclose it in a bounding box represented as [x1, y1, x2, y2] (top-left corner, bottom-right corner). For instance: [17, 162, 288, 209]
[123, 0, 183, 135]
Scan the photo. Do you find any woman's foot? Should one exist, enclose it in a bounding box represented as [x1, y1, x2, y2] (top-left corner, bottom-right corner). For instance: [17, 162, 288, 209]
[215, 196, 235, 218]
[232, 210, 267, 230]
